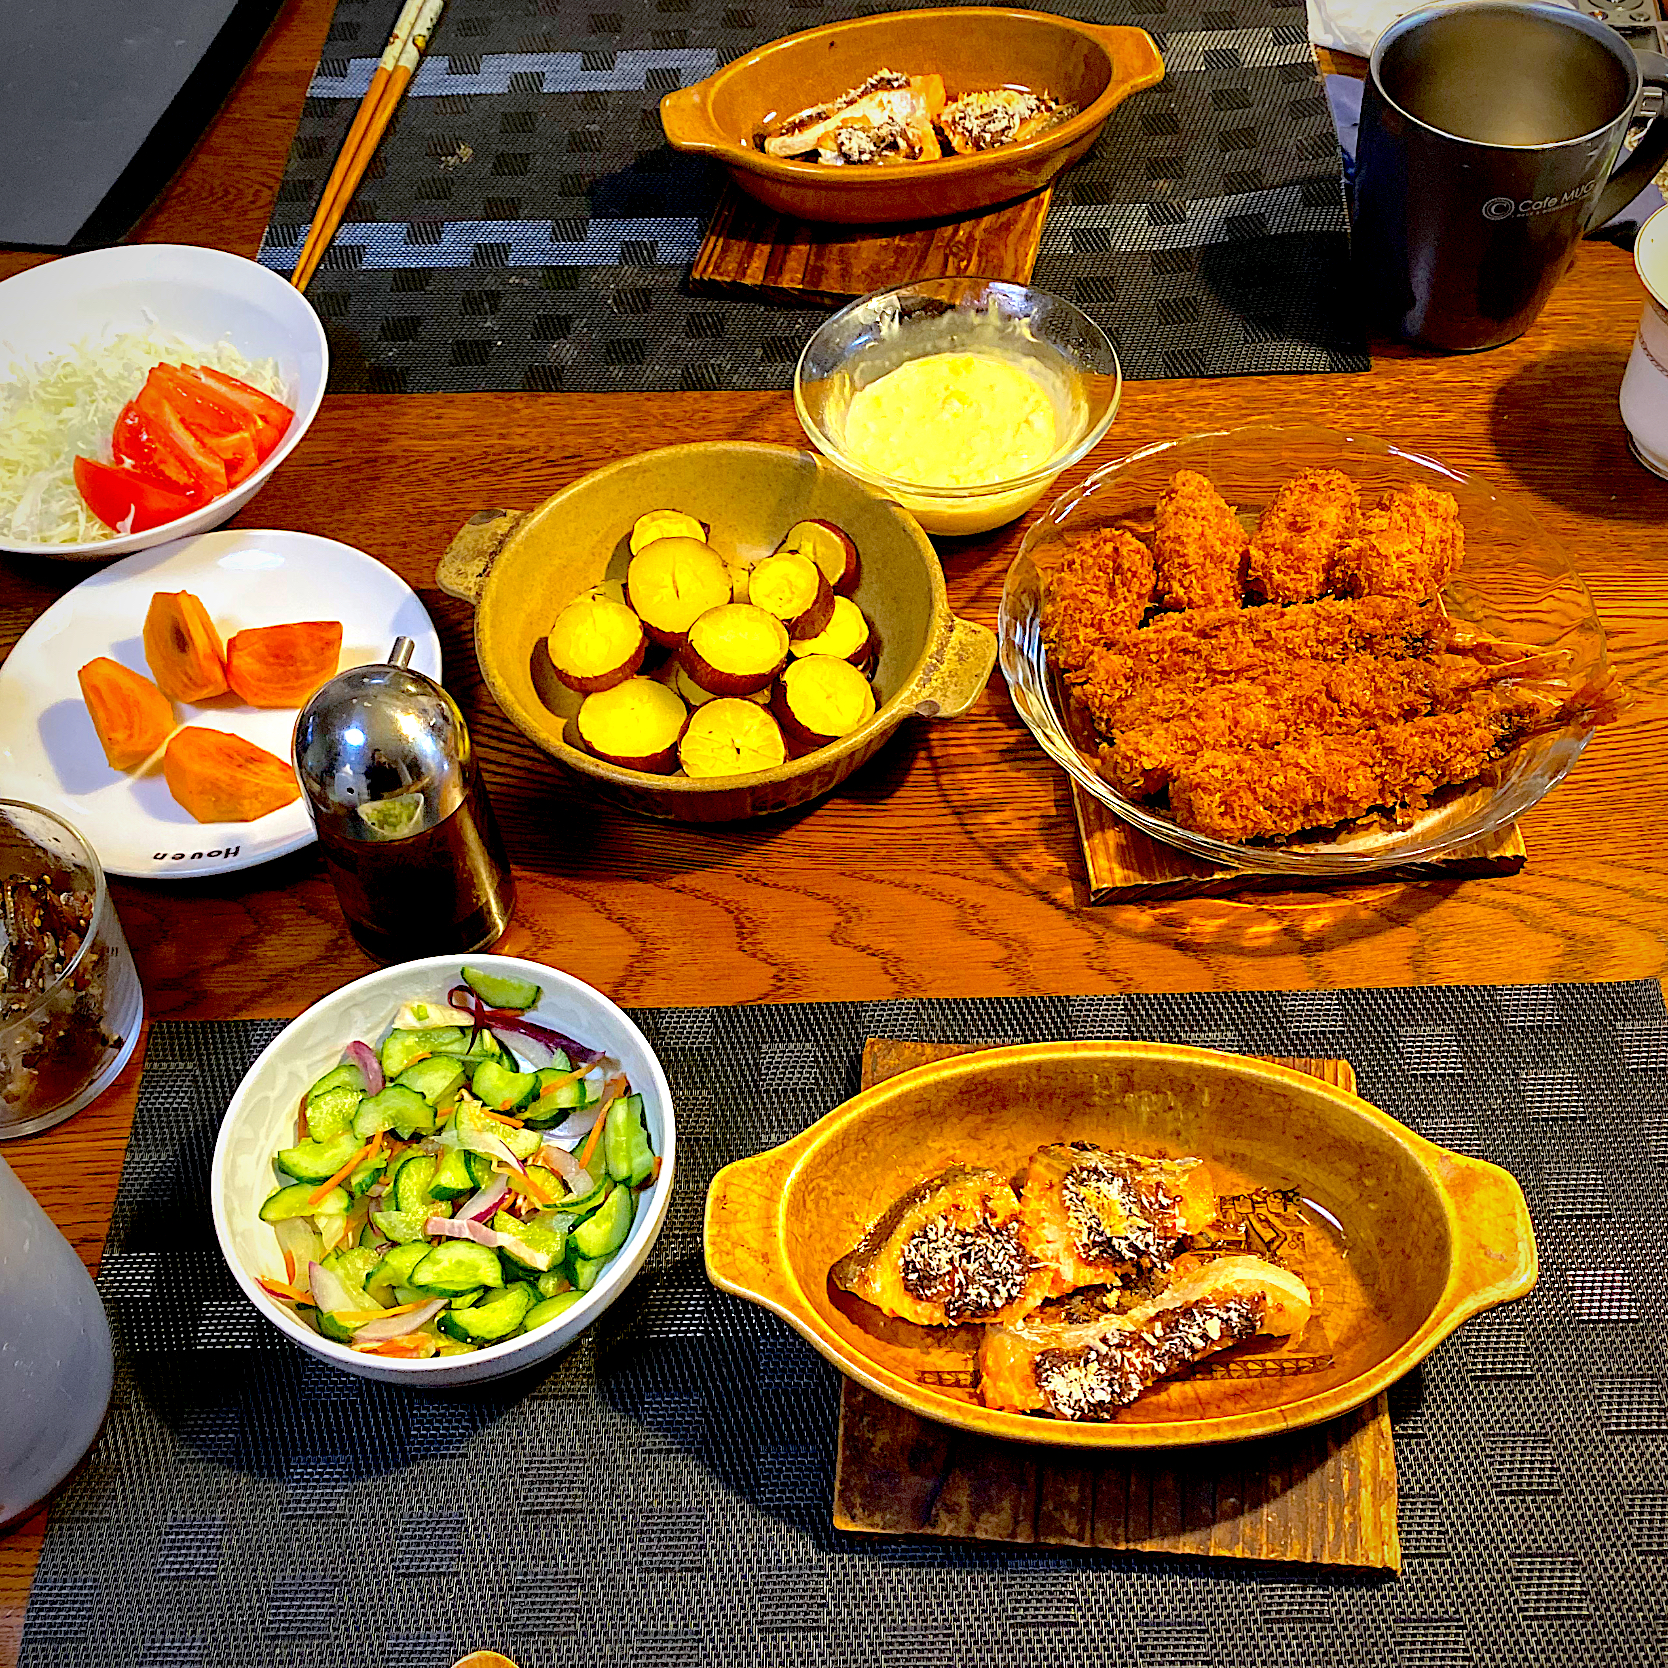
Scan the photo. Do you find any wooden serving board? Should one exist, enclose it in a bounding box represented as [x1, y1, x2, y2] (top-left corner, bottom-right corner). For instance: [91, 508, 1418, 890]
[832, 1037, 1402, 1571]
[1072, 782, 1527, 904]
[689, 181, 1051, 304]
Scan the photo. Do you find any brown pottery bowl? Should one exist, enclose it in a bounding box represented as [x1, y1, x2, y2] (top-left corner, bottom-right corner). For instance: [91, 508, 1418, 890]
[436, 441, 995, 822]
[659, 7, 1165, 224]
[705, 1041, 1537, 1448]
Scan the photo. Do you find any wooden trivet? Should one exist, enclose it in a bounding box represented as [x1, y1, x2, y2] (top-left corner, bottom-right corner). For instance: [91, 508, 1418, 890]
[689, 182, 1051, 305]
[1072, 782, 1527, 904]
[832, 1038, 1402, 1571]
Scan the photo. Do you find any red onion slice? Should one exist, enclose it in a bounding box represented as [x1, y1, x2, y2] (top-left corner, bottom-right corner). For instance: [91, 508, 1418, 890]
[538, 1140, 592, 1194]
[427, 1215, 510, 1249]
[352, 1297, 447, 1343]
[446, 986, 605, 1067]
[308, 1261, 356, 1315]
[459, 1174, 510, 1223]
[545, 1104, 603, 1143]
[454, 1121, 526, 1175]
[343, 1039, 383, 1095]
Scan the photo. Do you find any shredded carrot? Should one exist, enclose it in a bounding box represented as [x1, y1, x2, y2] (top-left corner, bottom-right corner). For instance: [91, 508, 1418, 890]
[507, 1169, 556, 1206]
[352, 1335, 431, 1357]
[282, 1247, 297, 1284]
[535, 1063, 589, 1099]
[636, 1154, 663, 1190]
[259, 1277, 311, 1304]
[336, 1300, 424, 1326]
[477, 1106, 527, 1128]
[308, 1128, 385, 1206]
[577, 1079, 624, 1171]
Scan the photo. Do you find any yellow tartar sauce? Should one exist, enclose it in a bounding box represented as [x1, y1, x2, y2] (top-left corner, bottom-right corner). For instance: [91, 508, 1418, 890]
[841, 352, 1056, 489]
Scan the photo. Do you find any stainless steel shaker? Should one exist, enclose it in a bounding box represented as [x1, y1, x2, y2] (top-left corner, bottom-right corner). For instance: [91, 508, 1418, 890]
[293, 639, 514, 963]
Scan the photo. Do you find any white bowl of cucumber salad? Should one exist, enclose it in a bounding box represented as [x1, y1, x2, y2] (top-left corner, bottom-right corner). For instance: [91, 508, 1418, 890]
[211, 954, 675, 1385]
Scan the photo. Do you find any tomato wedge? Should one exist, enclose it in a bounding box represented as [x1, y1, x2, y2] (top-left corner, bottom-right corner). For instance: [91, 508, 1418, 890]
[133, 372, 229, 497]
[187, 366, 294, 458]
[144, 367, 261, 485]
[73, 456, 198, 535]
[111, 405, 208, 504]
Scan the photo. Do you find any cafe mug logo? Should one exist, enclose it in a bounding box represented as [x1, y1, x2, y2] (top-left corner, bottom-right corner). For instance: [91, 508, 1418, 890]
[1483, 181, 1599, 221]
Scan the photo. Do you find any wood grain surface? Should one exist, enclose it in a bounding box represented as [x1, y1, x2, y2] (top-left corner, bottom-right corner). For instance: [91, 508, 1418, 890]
[0, 0, 1663, 1651]
[690, 180, 1052, 302]
[832, 1037, 1400, 1568]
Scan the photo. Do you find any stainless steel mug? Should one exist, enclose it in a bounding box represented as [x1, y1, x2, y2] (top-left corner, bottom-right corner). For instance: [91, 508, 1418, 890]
[1354, 1, 1668, 350]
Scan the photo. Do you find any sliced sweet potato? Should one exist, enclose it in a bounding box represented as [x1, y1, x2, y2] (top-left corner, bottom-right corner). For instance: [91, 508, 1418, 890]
[163, 727, 302, 822]
[625, 537, 733, 648]
[776, 519, 860, 596]
[748, 551, 835, 640]
[679, 699, 787, 778]
[225, 621, 344, 707]
[144, 590, 228, 702]
[771, 654, 877, 754]
[789, 595, 874, 668]
[679, 603, 789, 696]
[77, 657, 176, 770]
[575, 677, 689, 773]
[547, 594, 647, 694]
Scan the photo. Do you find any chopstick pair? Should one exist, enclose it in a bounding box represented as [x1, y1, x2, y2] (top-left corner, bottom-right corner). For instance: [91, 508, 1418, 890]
[290, 0, 446, 295]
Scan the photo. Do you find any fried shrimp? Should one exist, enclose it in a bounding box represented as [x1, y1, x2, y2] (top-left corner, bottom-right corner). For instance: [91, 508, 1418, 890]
[1245, 468, 1361, 603]
[1153, 469, 1249, 611]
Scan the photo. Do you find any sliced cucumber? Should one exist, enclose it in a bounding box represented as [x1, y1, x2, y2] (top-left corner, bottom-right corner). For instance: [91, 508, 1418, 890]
[570, 1252, 609, 1292]
[470, 1057, 536, 1112]
[309, 1062, 365, 1101]
[492, 1209, 566, 1273]
[379, 1026, 464, 1079]
[464, 1150, 496, 1189]
[572, 1182, 633, 1259]
[304, 1084, 362, 1142]
[434, 1337, 478, 1356]
[556, 1174, 609, 1218]
[409, 1241, 505, 1297]
[393, 1153, 439, 1216]
[353, 1083, 428, 1140]
[603, 1093, 653, 1187]
[454, 1103, 540, 1160]
[437, 1281, 535, 1343]
[260, 1183, 347, 1223]
[323, 1245, 381, 1292]
[433, 1031, 504, 1063]
[317, 1310, 360, 1344]
[462, 965, 542, 1011]
[427, 1147, 475, 1200]
[524, 1291, 584, 1330]
[275, 1130, 361, 1184]
[371, 1207, 431, 1244]
[370, 1242, 429, 1295]
[449, 1289, 484, 1310]
[535, 1270, 574, 1299]
[348, 1151, 387, 1198]
[396, 1056, 467, 1106]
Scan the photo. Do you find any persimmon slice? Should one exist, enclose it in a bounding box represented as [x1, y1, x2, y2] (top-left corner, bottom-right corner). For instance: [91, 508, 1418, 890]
[144, 590, 228, 702]
[78, 657, 176, 770]
[224, 621, 344, 707]
[163, 727, 302, 822]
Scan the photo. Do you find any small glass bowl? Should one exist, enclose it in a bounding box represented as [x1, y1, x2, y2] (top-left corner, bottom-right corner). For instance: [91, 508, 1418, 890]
[1, 801, 144, 1137]
[794, 278, 1122, 538]
[999, 424, 1611, 874]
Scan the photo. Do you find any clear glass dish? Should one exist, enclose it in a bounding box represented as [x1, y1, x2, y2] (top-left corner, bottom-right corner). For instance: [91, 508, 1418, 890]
[0, 801, 144, 1137]
[998, 424, 1611, 874]
[794, 278, 1122, 537]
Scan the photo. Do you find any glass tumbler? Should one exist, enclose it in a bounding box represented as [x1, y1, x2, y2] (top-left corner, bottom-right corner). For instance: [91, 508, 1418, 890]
[0, 800, 144, 1139]
[0, 1152, 114, 1524]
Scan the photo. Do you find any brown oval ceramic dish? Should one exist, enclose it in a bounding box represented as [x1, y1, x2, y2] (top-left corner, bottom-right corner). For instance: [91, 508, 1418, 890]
[436, 441, 994, 822]
[705, 1041, 1537, 1448]
[659, 8, 1165, 224]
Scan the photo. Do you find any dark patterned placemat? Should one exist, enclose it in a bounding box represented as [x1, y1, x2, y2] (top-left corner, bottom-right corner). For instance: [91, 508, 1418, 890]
[24, 980, 1666, 1667]
[256, 0, 1369, 391]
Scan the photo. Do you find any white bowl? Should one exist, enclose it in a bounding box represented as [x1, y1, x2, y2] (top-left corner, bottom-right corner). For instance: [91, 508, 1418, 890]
[0, 244, 328, 560]
[210, 955, 676, 1387]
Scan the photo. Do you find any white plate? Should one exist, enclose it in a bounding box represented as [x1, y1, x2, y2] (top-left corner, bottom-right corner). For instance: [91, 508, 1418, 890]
[0, 529, 441, 879]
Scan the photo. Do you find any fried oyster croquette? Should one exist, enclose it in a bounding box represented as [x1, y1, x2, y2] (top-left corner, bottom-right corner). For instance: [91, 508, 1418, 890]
[1036, 466, 1617, 842]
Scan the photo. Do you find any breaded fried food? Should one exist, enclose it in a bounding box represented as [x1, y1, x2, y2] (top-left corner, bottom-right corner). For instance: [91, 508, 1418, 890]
[1038, 527, 1156, 675]
[1246, 468, 1361, 603]
[1163, 702, 1537, 840]
[1335, 484, 1465, 601]
[1152, 469, 1249, 611]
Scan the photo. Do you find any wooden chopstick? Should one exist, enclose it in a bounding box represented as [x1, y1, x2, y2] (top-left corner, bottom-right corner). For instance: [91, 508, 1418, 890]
[290, 0, 446, 294]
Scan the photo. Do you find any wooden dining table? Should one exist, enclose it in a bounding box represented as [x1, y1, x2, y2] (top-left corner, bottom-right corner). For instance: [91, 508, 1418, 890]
[3, 0, 1666, 1654]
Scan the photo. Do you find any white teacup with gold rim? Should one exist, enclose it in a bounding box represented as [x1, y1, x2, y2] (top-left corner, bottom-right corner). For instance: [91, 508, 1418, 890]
[1621, 205, 1668, 481]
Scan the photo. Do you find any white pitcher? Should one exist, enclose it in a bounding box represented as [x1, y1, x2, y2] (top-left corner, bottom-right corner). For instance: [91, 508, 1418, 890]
[0, 1154, 113, 1525]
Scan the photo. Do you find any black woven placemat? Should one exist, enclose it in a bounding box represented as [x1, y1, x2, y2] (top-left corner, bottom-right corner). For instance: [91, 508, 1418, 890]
[256, 0, 1369, 392]
[24, 980, 1667, 1667]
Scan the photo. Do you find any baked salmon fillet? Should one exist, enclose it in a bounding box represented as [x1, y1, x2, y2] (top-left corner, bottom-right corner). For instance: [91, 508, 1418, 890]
[1019, 1143, 1218, 1296]
[978, 1255, 1313, 1418]
[831, 1163, 1049, 1327]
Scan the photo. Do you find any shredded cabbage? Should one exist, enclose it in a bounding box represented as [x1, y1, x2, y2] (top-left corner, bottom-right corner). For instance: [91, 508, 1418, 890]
[0, 327, 288, 545]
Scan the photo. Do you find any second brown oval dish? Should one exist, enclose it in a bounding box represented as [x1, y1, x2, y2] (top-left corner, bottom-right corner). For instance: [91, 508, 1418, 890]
[704, 1042, 1537, 1448]
[660, 8, 1165, 223]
